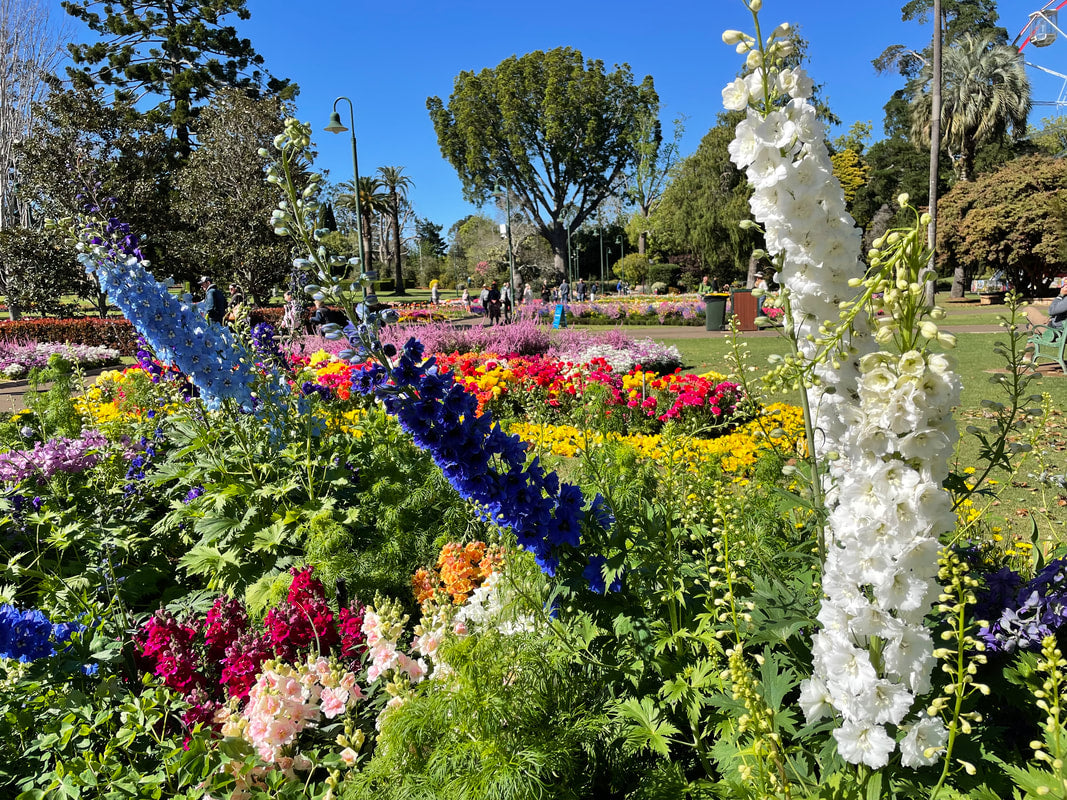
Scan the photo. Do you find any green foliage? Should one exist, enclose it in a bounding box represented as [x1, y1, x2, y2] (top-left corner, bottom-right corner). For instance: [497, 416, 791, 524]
[428, 47, 658, 269]
[346, 629, 627, 800]
[173, 88, 296, 305]
[936, 155, 1067, 294]
[829, 148, 870, 207]
[62, 0, 292, 150]
[649, 115, 762, 282]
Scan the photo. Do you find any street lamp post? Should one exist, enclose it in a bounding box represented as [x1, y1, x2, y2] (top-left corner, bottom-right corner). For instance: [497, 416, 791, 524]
[615, 236, 625, 292]
[496, 179, 516, 296]
[598, 220, 604, 290]
[323, 97, 368, 307]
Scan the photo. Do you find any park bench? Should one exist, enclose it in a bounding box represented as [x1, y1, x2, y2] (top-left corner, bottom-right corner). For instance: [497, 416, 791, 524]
[1027, 322, 1067, 373]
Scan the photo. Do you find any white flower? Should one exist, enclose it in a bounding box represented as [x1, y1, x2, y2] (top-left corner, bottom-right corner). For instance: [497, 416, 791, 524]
[833, 720, 896, 768]
[721, 78, 749, 111]
[798, 677, 832, 722]
[744, 70, 766, 103]
[860, 679, 914, 726]
[900, 716, 948, 767]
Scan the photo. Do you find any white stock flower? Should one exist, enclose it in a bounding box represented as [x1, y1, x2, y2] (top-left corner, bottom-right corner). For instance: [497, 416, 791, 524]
[724, 20, 959, 768]
[798, 677, 832, 722]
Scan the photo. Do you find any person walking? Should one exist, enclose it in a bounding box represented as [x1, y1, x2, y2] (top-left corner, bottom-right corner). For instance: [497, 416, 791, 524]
[479, 284, 490, 317]
[501, 282, 513, 323]
[559, 278, 570, 304]
[486, 281, 502, 326]
[462, 286, 471, 312]
[430, 280, 440, 306]
[281, 291, 304, 335]
[198, 276, 227, 324]
[540, 282, 551, 303]
[224, 283, 246, 327]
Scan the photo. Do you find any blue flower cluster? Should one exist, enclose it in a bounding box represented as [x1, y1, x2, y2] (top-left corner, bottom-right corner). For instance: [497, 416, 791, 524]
[251, 323, 285, 367]
[0, 604, 81, 662]
[975, 558, 1067, 654]
[351, 338, 615, 586]
[77, 215, 261, 411]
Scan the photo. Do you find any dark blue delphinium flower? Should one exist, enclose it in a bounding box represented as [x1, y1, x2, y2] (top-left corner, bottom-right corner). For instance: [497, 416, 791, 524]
[184, 485, 204, 504]
[350, 336, 615, 589]
[977, 557, 1067, 653]
[0, 604, 84, 663]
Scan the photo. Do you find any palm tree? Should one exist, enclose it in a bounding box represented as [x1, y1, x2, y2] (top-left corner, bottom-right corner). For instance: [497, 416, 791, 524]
[377, 166, 414, 295]
[337, 176, 388, 275]
[910, 32, 1031, 184]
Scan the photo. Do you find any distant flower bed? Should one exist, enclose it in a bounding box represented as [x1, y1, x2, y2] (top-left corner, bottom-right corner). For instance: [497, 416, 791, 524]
[519, 298, 706, 325]
[0, 341, 122, 379]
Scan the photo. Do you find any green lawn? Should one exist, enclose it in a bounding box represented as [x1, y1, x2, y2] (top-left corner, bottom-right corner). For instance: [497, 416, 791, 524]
[656, 328, 1067, 550]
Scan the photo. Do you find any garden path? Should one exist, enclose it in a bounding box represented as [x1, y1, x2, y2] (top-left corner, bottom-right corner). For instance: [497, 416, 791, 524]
[0, 367, 111, 414]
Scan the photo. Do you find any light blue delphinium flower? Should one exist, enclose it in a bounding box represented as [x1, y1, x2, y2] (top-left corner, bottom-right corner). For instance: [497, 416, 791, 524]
[74, 213, 272, 412]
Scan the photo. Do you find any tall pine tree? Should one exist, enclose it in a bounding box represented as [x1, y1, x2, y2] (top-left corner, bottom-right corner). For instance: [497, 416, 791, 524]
[62, 0, 292, 151]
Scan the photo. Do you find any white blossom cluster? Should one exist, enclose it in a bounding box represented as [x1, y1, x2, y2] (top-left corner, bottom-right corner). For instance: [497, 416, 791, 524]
[722, 15, 957, 769]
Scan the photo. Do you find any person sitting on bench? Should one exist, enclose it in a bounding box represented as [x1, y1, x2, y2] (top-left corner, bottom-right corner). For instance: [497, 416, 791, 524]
[1049, 283, 1067, 329]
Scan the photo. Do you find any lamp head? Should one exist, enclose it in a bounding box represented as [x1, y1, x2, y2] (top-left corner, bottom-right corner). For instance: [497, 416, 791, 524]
[324, 111, 348, 134]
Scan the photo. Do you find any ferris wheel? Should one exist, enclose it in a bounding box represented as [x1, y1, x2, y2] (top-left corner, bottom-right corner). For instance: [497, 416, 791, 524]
[1013, 1, 1067, 108]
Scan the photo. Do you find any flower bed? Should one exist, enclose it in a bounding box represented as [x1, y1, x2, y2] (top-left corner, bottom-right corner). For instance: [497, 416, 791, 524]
[0, 341, 121, 379]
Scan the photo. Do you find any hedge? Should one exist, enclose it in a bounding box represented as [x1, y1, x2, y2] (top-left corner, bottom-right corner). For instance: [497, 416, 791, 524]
[0, 318, 138, 355]
[0, 307, 287, 356]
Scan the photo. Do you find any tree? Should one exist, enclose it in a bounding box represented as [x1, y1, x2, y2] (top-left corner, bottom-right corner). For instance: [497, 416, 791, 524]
[336, 176, 388, 277]
[647, 114, 762, 285]
[909, 32, 1031, 183]
[627, 112, 685, 255]
[173, 88, 294, 305]
[427, 47, 657, 275]
[0, 228, 78, 318]
[874, 0, 1006, 77]
[61, 0, 291, 151]
[377, 166, 414, 294]
[16, 87, 179, 316]
[936, 154, 1067, 295]
[0, 0, 68, 232]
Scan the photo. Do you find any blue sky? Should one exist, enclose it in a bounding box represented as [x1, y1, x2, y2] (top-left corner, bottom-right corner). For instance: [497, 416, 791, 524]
[54, 0, 1065, 233]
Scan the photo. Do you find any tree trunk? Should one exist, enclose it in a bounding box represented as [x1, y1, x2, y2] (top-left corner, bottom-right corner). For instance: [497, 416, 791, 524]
[930, 0, 947, 303]
[638, 231, 647, 255]
[391, 197, 405, 295]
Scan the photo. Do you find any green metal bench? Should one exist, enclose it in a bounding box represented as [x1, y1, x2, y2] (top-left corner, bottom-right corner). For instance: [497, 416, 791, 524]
[1027, 323, 1067, 373]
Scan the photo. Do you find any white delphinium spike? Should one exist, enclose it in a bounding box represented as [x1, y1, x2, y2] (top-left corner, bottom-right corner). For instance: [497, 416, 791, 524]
[722, 9, 958, 768]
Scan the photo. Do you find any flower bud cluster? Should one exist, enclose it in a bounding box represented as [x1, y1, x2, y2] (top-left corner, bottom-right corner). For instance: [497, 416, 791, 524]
[724, 10, 961, 768]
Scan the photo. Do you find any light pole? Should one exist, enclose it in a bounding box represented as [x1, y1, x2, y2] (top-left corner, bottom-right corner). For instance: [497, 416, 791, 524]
[615, 236, 625, 292]
[598, 218, 604, 290]
[574, 243, 583, 282]
[323, 97, 368, 303]
[496, 179, 516, 295]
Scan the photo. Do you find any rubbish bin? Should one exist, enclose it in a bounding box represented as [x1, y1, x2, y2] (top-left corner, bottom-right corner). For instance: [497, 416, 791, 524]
[704, 294, 727, 331]
[731, 289, 758, 331]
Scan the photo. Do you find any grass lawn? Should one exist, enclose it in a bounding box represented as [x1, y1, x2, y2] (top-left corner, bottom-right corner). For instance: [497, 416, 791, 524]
[657, 328, 1067, 553]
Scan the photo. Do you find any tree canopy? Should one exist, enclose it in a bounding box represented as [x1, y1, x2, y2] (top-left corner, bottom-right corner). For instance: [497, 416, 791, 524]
[62, 0, 292, 149]
[427, 47, 657, 274]
[173, 88, 294, 305]
[936, 154, 1067, 294]
[647, 114, 762, 284]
